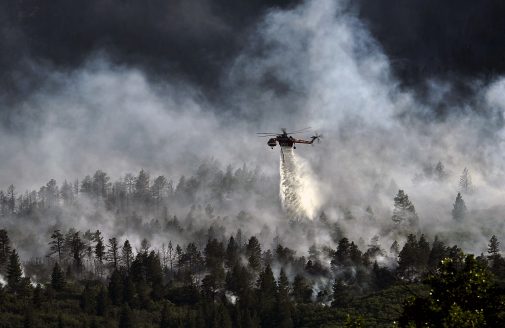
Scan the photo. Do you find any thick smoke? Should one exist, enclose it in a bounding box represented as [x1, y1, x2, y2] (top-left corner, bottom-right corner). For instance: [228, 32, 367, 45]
[1, 0, 505, 261]
[228, 0, 505, 254]
[0, 0, 301, 102]
[355, 0, 505, 109]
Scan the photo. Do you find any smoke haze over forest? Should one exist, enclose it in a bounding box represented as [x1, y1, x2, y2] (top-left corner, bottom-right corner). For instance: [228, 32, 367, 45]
[3, 1, 505, 327]
[1, 0, 505, 271]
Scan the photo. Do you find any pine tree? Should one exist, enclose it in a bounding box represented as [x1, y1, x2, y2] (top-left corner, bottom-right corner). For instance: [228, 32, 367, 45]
[94, 230, 105, 263]
[488, 235, 500, 261]
[80, 175, 93, 194]
[434, 161, 447, 180]
[70, 232, 85, 273]
[417, 234, 431, 272]
[49, 230, 65, 262]
[365, 206, 376, 221]
[246, 237, 262, 271]
[164, 240, 174, 273]
[7, 249, 22, 293]
[263, 249, 273, 266]
[92, 170, 110, 199]
[452, 193, 467, 221]
[349, 242, 363, 266]
[428, 236, 447, 269]
[0, 191, 5, 216]
[60, 180, 74, 205]
[146, 250, 163, 300]
[308, 244, 320, 262]
[122, 240, 133, 270]
[182, 242, 203, 277]
[107, 237, 120, 269]
[73, 178, 79, 197]
[364, 236, 383, 262]
[175, 244, 183, 271]
[343, 208, 355, 221]
[397, 234, 418, 280]
[390, 240, 400, 255]
[371, 261, 395, 290]
[51, 262, 65, 291]
[459, 167, 472, 193]
[0, 229, 11, 271]
[292, 274, 312, 303]
[277, 269, 293, 328]
[392, 190, 418, 226]
[332, 279, 350, 308]
[6, 185, 15, 214]
[277, 269, 290, 301]
[235, 229, 244, 250]
[332, 238, 351, 267]
[204, 238, 225, 271]
[134, 169, 150, 204]
[257, 264, 277, 328]
[44, 179, 59, 208]
[225, 236, 239, 268]
[151, 175, 167, 209]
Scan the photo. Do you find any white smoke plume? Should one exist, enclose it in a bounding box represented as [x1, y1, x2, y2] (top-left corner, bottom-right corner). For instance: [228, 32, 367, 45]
[2, 0, 505, 260]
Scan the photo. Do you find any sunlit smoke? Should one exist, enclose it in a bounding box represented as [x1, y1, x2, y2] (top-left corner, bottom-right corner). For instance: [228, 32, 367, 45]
[279, 146, 320, 220]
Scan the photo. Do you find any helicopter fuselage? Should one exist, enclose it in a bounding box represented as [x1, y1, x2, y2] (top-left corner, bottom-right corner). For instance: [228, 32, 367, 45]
[267, 133, 315, 149]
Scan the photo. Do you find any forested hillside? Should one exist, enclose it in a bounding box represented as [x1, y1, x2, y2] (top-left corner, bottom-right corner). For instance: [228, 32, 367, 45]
[3, 0, 505, 327]
[0, 165, 504, 327]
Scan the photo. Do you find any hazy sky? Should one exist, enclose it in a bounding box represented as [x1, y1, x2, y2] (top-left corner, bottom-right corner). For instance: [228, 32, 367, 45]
[2, 0, 505, 104]
[1, 0, 505, 219]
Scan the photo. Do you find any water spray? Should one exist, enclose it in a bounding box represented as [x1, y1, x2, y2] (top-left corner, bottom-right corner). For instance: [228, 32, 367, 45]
[279, 147, 320, 220]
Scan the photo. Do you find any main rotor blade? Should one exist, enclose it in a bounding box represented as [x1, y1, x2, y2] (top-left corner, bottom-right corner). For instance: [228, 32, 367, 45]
[256, 132, 278, 135]
[286, 127, 311, 134]
[257, 135, 276, 137]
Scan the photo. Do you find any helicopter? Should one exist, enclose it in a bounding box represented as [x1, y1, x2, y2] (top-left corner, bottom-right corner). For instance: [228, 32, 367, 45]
[256, 127, 322, 150]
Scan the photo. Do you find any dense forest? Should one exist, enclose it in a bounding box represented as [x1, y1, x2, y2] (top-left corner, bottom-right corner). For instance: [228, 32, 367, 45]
[0, 164, 504, 327]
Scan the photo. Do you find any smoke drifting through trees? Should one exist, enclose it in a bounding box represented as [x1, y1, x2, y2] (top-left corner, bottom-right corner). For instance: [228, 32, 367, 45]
[0, 0, 503, 261]
[1, 1, 505, 325]
[0, 0, 504, 304]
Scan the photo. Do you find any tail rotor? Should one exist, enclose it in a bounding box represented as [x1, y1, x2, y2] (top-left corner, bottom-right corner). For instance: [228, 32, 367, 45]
[311, 132, 322, 144]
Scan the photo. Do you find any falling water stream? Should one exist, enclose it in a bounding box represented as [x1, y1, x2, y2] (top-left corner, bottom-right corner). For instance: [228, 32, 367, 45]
[279, 146, 320, 220]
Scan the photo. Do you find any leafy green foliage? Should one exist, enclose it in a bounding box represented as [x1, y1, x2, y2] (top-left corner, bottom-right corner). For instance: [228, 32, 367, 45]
[399, 254, 505, 327]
